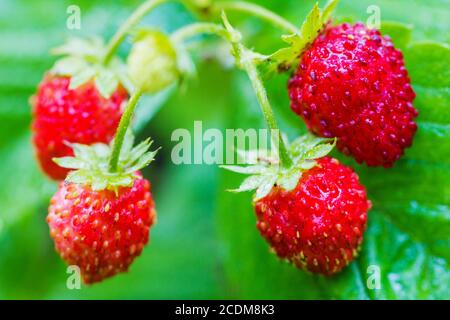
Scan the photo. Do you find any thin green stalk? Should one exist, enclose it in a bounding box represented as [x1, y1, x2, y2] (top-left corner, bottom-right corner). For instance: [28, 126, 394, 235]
[102, 0, 167, 65]
[109, 89, 143, 172]
[170, 22, 229, 44]
[212, 1, 298, 34]
[102, 0, 297, 65]
[240, 53, 293, 168]
[171, 20, 292, 167]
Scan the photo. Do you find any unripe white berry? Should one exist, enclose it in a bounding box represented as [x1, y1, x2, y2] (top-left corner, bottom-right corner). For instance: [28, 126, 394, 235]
[127, 30, 179, 94]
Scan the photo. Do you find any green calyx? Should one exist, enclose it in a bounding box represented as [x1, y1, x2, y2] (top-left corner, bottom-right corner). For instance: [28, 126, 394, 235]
[51, 37, 133, 98]
[263, 0, 339, 74]
[221, 14, 293, 169]
[53, 131, 159, 193]
[222, 134, 336, 200]
[127, 29, 180, 94]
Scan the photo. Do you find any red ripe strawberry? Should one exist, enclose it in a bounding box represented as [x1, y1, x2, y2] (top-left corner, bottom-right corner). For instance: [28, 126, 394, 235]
[288, 23, 418, 167]
[223, 134, 370, 275]
[254, 157, 370, 275]
[48, 130, 159, 283]
[32, 74, 127, 180]
[47, 174, 156, 284]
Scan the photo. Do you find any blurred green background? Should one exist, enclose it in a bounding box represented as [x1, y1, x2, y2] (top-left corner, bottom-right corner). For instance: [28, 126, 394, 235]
[0, 0, 449, 299]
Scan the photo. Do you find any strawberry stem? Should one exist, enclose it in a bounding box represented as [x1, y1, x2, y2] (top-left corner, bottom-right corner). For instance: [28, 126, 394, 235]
[171, 19, 293, 168]
[170, 22, 231, 44]
[102, 0, 298, 66]
[109, 89, 143, 173]
[239, 51, 293, 168]
[211, 1, 298, 34]
[102, 0, 167, 65]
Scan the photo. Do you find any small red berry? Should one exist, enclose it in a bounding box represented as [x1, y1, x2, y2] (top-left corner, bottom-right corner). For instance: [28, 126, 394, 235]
[254, 157, 371, 275]
[47, 175, 156, 284]
[288, 23, 418, 167]
[32, 74, 128, 180]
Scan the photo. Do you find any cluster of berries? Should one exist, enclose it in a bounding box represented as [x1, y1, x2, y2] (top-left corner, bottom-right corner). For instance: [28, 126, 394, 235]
[30, 0, 417, 283]
[31, 29, 178, 283]
[258, 22, 417, 274]
[222, 4, 417, 276]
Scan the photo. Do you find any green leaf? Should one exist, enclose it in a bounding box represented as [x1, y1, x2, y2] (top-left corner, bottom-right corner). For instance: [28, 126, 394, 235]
[0, 0, 449, 300]
[303, 139, 335, 160]
[277, 169, 301, 191]
[125, 150, 159, 174]
[405, 42, 450, 89]
[120, 130, 136, 160]
[90, 143, 111, 159]
[358, 213, 449, 299]
[51, 56, 88, 76]
[69, 68, 96, 89]
[95, 68, 119, 99]
[264, 0, 339, 74]
[322, 0, 339, 22]
[91, 176, 108, 191]
[57, 131, 158, 191]
[221, 132, 334, 199]
[380, 21, 413, 50]
[51, 37, 105, 60]
[236, 148, 277, 165]
[65, 170, 91, 185]
[218, 5, 450, 296]
[299, 3, 322, 43]
[402, 42, 450, 165]
[124, 139, 152, 165]
[50, 36, 130, 98]
[52, 157, 86, 169]
[290, 134, 324, 158]
[70, 142, 96, 160]
[255, 175, 277, 200]
[220, 165, 267, 175]
[231, 175, 267, 193]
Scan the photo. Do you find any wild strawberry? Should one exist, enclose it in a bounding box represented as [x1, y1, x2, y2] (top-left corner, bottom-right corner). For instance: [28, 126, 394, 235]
[31, 37, 132, 180]
[32, 75, 127, 180]
[255, 157, 370, 275]
[48, 131, 159, 283]
[223, 134, 371, 275]
[47, 175, 156, 284]
[288, 23, 418, 167]
[127, 29, 179, 94]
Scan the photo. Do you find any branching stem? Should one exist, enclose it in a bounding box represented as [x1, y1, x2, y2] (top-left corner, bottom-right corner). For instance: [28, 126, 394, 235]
[238, 49, 293, 168]
[212, 1, 298, 34]
[109, 89, 143, 172]
[172, 21, 293, 168]
[102, 0, 167, 65]
[105, 1, 296, 171]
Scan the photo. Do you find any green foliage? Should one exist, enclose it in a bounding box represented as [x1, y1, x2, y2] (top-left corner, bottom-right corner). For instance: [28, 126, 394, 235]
[222, 134, 335, 200]
[264, 0, 338, 73]
[55, 131, 158, 192]
[0, 0, 448, 299]
[217, 1, 450, 299]
[52, 37, 132, 98]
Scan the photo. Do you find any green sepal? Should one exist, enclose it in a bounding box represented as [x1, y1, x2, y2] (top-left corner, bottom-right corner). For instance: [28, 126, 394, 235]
[222, 134, 336, 201]
[51, 36, 105, 60]
[262, 0, 339, 74]
[50, 37, 133, 98]
[53, 131, 159, 194]
[173, 40, 198, 89]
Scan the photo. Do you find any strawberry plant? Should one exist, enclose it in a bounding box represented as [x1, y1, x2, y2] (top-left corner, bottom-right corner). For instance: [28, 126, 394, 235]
[0, 0, 448, 299]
